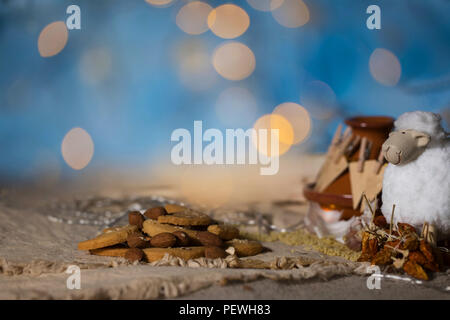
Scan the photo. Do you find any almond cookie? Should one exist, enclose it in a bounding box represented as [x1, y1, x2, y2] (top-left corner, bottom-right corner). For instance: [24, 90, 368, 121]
[143, 247, 205, 262]
[78, 225, 138, 250]
[89, 245, 129, 257]
[225, 239, 263, 257]
[207, 224, 239, 240]
[143, 220, 202, 245]
[157, 209, 212, 226]
[164, 203, 186, 214]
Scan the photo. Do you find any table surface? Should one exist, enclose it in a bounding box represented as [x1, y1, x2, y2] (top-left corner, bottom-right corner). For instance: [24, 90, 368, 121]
[0, 155, 448, 299]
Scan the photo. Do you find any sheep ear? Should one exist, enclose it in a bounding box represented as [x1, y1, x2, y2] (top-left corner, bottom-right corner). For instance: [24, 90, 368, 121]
[415, 133, 430, 147]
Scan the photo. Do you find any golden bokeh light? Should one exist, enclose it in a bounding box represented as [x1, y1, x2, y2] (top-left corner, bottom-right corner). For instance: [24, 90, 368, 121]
[176, 1, 213, 35]
[369, 48, 402, 86]
[215, 87, 258, 127]
[180, 166, 234, 208]
[175, 39, 217, 90]
[207, 4, 250, 39]
[273, 102, 311, 145]
[37, 21, 68, 58]
[253, 114, 294, 157]
[247, 0, 284, 12]
[212, 42, 255, 81]
[271, 0, 310, 28]
[79, 47, 112, 85]
[61, 127, 94, 170]
[145, 0, 174, 7]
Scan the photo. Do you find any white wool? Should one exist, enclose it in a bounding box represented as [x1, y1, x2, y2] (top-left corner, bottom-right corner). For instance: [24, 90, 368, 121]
[394, 111, 446, 141]
[381, 111, 450, 239]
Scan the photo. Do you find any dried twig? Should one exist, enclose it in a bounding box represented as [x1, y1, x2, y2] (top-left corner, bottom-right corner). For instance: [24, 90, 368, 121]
[389, 204, 396, 239]
[363, 193, 375, 225]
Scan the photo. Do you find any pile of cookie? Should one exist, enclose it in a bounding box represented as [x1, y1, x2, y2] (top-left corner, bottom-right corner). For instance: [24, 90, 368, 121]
[78, 204, 263, 263]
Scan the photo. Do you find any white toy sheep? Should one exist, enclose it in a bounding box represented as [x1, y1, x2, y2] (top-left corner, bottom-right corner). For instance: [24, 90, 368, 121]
[381, 111, 450, 242]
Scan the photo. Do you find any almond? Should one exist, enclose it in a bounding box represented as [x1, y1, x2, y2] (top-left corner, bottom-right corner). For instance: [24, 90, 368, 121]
[127, 232, 149, 248]
[128, 211, 145, 229]
[150, 232, 176, 248]
[205, 246, 227, 259]
[144, 207, 167, 220]
[196, 231, 223, 247]
[125, 248, 144, 262]
[172, 231, 190, 246]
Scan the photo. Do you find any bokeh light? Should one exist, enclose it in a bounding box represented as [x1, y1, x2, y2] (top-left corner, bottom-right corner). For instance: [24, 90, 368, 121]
[247, 0, 284, 12]
[212, 42, 255, 81]
[271, 0, 310, 28]
[207, 4, 250, 39]
[369, 48, 402, 86]
[175, 39, 217, 90]
[300, 80, 337, 120]
[253, 114, 294, 156]
[145, 0, 174, 7]
[37, 21, 68, 58]
[215, 87, 258, 127]
[2, 1, 445, 186]
[79, 47, 112, 85]
[61, 127, 94, 170]
[176, 1, 212, 35]
[273, 102, 311, 144]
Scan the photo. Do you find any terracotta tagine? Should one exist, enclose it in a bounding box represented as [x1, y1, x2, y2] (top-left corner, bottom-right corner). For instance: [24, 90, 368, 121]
[304, 116, 394, 220]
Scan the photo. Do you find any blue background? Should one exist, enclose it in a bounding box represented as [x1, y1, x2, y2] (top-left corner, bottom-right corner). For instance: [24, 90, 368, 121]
[0, 0, 449, 182]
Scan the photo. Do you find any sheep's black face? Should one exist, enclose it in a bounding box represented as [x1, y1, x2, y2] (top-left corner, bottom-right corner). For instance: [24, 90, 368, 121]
[382, 129, 430, 165]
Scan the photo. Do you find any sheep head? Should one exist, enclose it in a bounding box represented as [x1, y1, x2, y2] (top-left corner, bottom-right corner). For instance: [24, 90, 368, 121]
[382, 129, 430, 165]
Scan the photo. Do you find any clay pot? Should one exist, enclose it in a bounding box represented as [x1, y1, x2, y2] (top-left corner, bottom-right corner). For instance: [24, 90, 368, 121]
[345, 116, 395, 160]
[304, 116, 394, 220]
